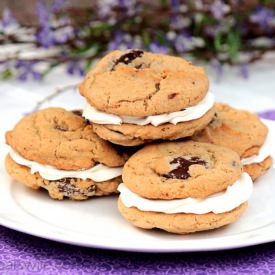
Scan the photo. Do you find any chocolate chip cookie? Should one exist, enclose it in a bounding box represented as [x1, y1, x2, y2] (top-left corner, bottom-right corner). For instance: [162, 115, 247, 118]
[122, 141, 243, 199]
[80, 50, 209, 116]
[80, 50, 215, 146]
[5, 108, 127, 200]
[192, 103, 272, 180]
[118, 141, 253, 234]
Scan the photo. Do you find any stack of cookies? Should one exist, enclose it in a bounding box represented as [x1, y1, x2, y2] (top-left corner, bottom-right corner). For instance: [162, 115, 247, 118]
[5, 108, 126, 200]
[80, 50, 215, 146]
[5, 50, 273, 235]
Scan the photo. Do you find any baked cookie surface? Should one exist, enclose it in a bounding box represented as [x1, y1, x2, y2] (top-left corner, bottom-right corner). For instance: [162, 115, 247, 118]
[79, 50, 209, 116]
[243, 156, 273, 181]
[192, 103, 268, 158]
[5, 108, 126, 170]
[118, 198, 248, 234]
[122, 141, 242, 200]
[192, 103, 272, 180]
[5, 155, 120, 200]
[93, 107, 215, 146]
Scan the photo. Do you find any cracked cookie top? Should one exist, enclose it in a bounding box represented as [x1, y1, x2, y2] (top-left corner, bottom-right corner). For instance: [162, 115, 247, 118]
[122, 141, 242, 200]
[79, 50, 209, 116]
[192, 103, 268, 158]
[5, 108, 126, 170]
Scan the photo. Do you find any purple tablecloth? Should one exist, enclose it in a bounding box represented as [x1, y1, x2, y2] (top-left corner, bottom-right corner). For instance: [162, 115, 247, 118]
[0, 113, 274, 275]
[0, 225, 274, 274]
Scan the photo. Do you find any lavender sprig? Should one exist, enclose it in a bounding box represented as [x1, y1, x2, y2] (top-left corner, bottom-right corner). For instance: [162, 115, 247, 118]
[0, 0, 274, 81]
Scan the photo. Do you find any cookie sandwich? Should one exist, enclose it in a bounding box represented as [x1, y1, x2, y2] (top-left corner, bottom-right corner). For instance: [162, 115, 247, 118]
[192, 103, 272, 181]
[5, 108, 126, 200]
[118, 141, 253, 234]
[80, 50, 215, 146]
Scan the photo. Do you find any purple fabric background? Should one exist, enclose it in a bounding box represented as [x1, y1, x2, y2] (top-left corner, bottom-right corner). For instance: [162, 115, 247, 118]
[0, 225, 274, 274]
[0, 113, 274, 274]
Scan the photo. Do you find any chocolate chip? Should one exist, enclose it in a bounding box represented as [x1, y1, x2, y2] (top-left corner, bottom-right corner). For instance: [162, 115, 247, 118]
[134, 64, 144, 69]
[209, 112, 219, 126]
[49, 178, 96, 197]
[55, 125, 68, 132]
[111, 50, 144, 70]
[71, 109, 83, 117]
[155, 82, 160, 92]
[164, 156, 207, 180]
[168, 93, 178, 99]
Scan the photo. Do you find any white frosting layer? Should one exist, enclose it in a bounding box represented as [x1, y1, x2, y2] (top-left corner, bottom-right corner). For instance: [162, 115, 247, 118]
[9, 149, 122, 182]
[83, 92, 215, 126]
[118, 173, 253, 214]
[241, 130, 272, 165]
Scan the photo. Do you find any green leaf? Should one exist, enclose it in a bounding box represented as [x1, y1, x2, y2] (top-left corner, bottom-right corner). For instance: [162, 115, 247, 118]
[1, 69, 13, 80]
[214, 32, 223, 51]
[160, 0, 168, 7]
[227, 30, 240, 61]
[84, 59, 93, 72]
[142, 32, 151, 48]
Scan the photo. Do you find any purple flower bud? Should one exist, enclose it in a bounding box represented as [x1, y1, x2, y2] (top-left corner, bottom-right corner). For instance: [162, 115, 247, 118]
[174, 32, 192, 53]
[1, 8, 15, 27]
[36, 26, 55, 48]
[18, 72, 28, 81]
[210, 0, 229, 20]
[108, 31, 142, 51]
[36, 0, 56, 48]
[239, 64, 249, 79]
[149, 42, 170, 54]
[67, 61, 84, 76]
[54, 25, 74, 44]
[15, 60, 41, 81]
[250, 6, 274, 29]
[32, 71, 42, 80]
[51, 0, 65, 13]
[36, 0, 50, 26]
[97, 0, 136, 18]
[170, 0, 180, 10]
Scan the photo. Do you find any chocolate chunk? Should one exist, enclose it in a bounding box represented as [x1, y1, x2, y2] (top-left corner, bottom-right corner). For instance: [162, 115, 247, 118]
[155, 82, 160, 92]
[111, 50, 144, 70]
[55, 125, 68, 132]
[71, 109, 83, 117]
[168, 93, 178, 99]
[49, 178, 96, 197]
[164, 156, 207, 180]
[209, 112, 220, 127]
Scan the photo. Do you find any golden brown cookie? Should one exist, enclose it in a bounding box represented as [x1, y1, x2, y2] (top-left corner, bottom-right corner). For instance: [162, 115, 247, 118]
[243, 156, 273, 181]
[5, 108, 127, 200]
[93, 107, 215, 146]
[122, 141, 243, 200]
[118, 198, 248, 234]
[192, 103, 272, 180]
[6, 155, 120, 200]
[118, 141, 253, 234]
[80, 50, 209, 116]
[6, 108, 125, 170]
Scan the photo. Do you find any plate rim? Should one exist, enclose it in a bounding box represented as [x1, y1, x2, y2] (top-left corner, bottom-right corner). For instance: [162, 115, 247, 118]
[0, 213, 274, 253]
[0, 107, 275, 252]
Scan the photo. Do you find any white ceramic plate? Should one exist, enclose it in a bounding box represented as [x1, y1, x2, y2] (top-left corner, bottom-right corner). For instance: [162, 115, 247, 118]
[0, 109, 275, 253]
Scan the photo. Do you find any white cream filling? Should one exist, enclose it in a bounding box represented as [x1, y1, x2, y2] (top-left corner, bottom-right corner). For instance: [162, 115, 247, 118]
[241, 130, 272, 165]
[118, 173, 253, 214]
[82, 92, 215, 126]
[9, 149, 122, 182]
